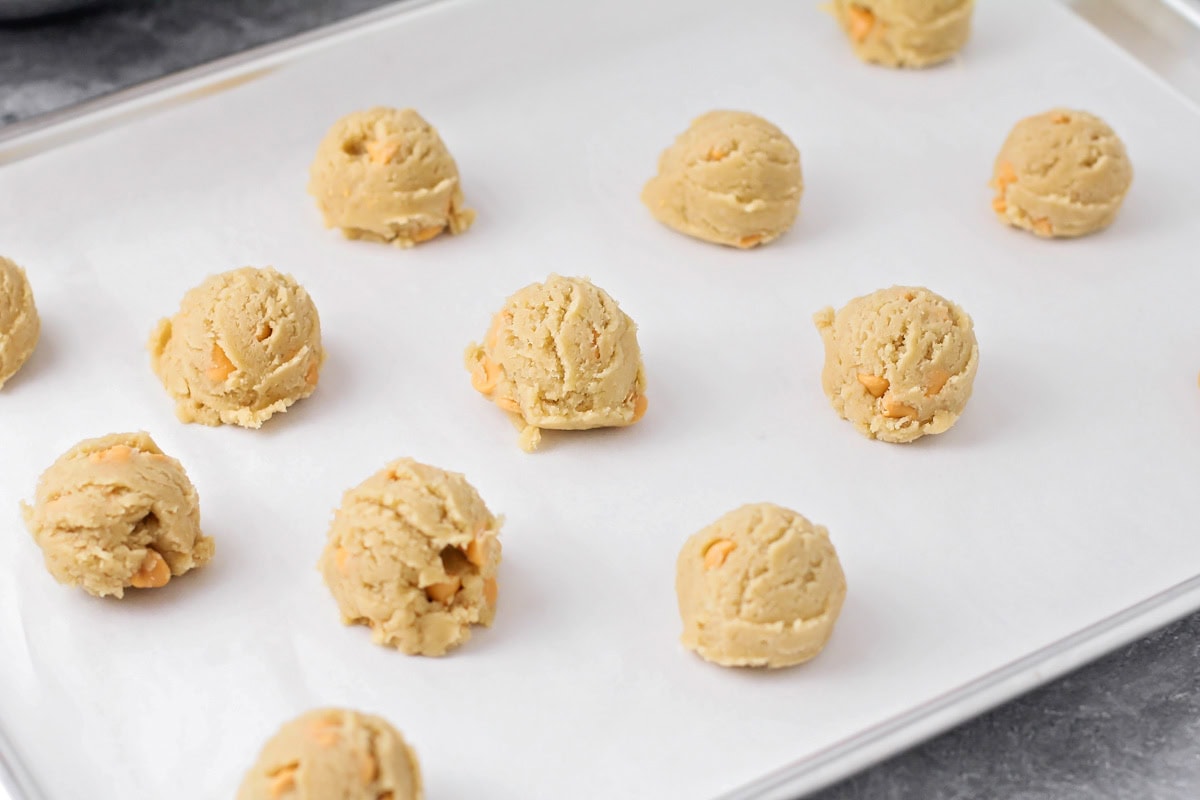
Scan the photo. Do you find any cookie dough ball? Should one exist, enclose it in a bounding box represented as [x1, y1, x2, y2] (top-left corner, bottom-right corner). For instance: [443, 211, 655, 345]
[831, 0, 974, 68]
[21, 432, 214, 598]
[676, 503, 846, 668]
[991, 109, 1133, 238]
[814, 286, 978, 444]
[238, 708, 422, 800]
[0, 256, 40, 390]
[319, 458, 502, 657]
[308, 107, 475, 247]
[464, 274, 647, 452]
[641, 111, 802, 249]
[149, 267, 324, 428]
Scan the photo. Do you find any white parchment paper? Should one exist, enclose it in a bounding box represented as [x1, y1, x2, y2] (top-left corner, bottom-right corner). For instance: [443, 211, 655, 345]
[2, 0, 1200, 797]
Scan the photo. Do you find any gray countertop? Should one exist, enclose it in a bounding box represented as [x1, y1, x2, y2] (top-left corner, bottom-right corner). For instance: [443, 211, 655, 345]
[2, 2, 1199, 798]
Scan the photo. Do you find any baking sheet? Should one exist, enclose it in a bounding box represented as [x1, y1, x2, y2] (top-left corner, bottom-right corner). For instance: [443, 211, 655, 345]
[2, 0, 1200, 798]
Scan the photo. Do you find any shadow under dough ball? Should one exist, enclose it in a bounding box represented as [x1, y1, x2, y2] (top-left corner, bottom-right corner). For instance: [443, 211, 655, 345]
[676, 503, 847, 668]
[814, 285, 979, 444]
[830, 0, 974, 68]
[22, 432, 214, 598]
[319, 458, 503, 657]
[308, 106, 475, 247]
[238, 708, 423, 800]
[991, 108, 1133, 238]
[149, 266, 325, 428]
[641, 110, 803, 249]
[464, 274, 648, 452]
[0, 255, 40, 389]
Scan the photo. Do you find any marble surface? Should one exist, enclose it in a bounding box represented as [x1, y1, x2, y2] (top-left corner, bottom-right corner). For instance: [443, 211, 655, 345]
[2, 2, 1199, 799]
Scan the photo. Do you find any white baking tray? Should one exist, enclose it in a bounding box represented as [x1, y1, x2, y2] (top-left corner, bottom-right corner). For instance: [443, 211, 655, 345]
[2, 1, 1200, 798]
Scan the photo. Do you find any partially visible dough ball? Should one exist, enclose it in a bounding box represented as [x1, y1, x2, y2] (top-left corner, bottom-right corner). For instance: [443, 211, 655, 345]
[641, 111, 802, 249]
[0, 256, 40, 389]
[238, 708, 423, 800]
[21, 432, 214, 598]
[814, 286, 978, 444]
[308, 107, 475, 247]
[831, 0, 974, 68]
[149, 267, 324, 428]
[464, 274, 647, 452]
[319, 458, 502, 657]
[676, 503, 846, 668]
[991, 109, 1133, 238]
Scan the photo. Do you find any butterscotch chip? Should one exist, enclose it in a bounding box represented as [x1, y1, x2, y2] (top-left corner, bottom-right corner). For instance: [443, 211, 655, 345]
[0, 256, 39, 390]
[237, 708, 422, 800]
[830, 0, 974, 68]
[318, 458, 502, 657]
[990, 108, 1133, 238]
[464, 274, 647, 452]
[21, 432, 213, 598]
[676, 503, 846, 668]
[642, 110, 802, 249]
[308, 107, 474, 247]
[149, 267, 324, 428]
[814, 286, 979, 443]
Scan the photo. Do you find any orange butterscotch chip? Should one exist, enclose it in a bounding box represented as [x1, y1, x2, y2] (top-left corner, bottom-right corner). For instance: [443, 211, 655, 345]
[471, 358, 500, 395]
[736, 234, 764, 249]
[632, 394, 649, 423]
[206, 343, 235, 382]
[882, 396, 917, 419]
[857, 373, 889, 398]
[483, 577, 498, 607]
[88, 445, 135, 464]
[992, 161, 1017, 214]
[847, 5, 875, 42]
[925, 368, 951, 396]
[305, 360, 320, 387]
[410, 224, 445, 244]
[703, 539, 736, 569]
[130, 549, 171, 589]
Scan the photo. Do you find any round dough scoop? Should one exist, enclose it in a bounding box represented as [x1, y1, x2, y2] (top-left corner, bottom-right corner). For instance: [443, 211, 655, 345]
[149, 266, 324, 428]
[237, 708, 423, 800]
[21, 432, 214, 598]
[464, 274, 647, 452]
[990, 108, 1133, 238]
[830, 0, 974, 68]
[641, 110, 802, 249]
[319, 458, 502, 657]
[0, 255, 40, 389]
[308, 106, 475, 247]
[676, 503, 847, 668]
[814, 285, 979, 444]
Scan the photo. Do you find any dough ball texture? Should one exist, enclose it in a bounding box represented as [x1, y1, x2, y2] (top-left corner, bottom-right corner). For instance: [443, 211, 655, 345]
[149, 266, 324, 428]
[0, 256, 40, 389]
[991, 109, 1133, 238]
[319, 458, 502, 657]
[464, 274, 647, 452]
[641, 111, 802, 249]
[831, 0, 973, 68]
[308, 107, 475, 247]
[814, 286, 978, 444]
[676, 503, 846, 668]
[237, 708, 422, 800]
[21, 432, 213, 598]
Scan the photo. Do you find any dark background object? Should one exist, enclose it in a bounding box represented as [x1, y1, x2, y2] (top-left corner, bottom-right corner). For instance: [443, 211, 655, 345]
[1, 2, 1199, 799]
